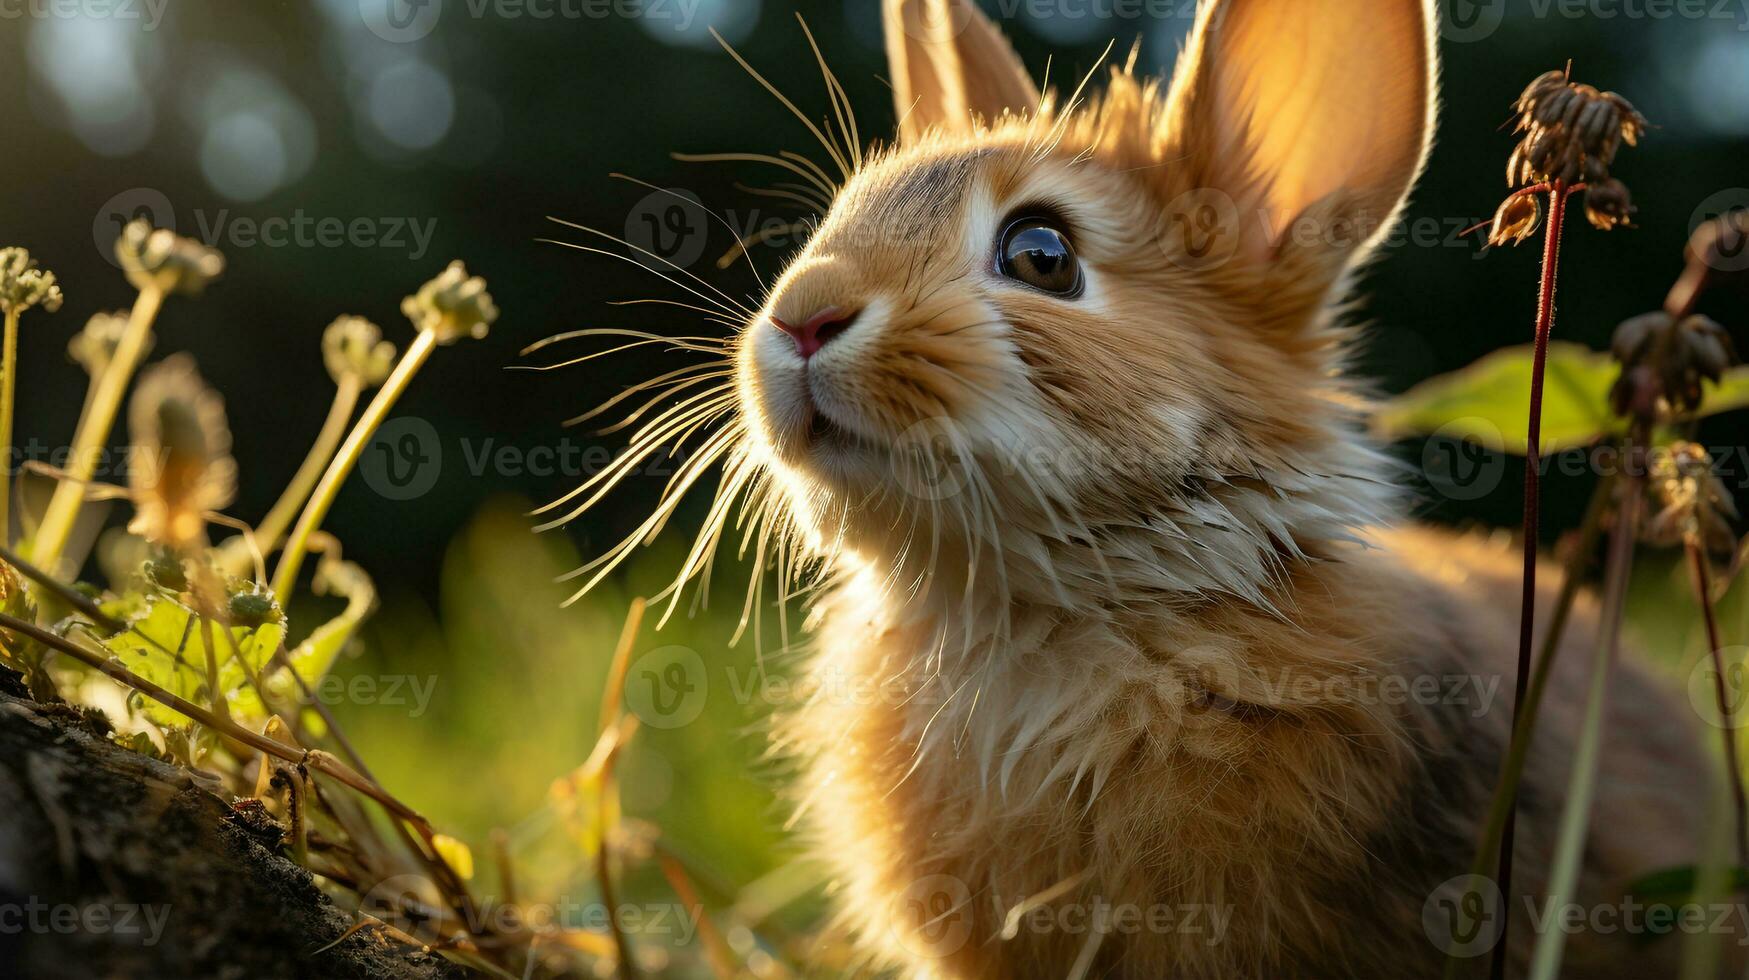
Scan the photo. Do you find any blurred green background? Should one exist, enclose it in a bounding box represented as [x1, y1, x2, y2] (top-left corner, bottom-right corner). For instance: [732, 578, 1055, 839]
[2, 1, 1748, 972]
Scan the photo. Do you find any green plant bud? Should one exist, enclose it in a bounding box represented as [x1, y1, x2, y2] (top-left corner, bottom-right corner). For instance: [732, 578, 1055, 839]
[321, 316, 396, 387]
[0, 248, 63, 315]
[115, 219, 225, 296]
[401, 260, 498, 344]
[227, 589, 282, 628]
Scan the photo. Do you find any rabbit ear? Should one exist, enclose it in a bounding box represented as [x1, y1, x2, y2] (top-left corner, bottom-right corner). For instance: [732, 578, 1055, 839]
[1162, 0, 1437, 263]
[884, 0, 1041, 141]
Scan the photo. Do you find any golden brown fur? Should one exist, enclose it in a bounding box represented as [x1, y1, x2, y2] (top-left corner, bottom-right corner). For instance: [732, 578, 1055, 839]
[574, 0, 1718, 975]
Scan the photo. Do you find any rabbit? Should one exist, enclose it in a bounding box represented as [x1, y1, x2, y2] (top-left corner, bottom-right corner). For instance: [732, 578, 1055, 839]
[572, 0, 1718, 975]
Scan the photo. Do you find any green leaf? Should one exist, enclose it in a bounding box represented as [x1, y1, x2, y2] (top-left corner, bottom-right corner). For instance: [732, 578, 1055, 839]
[229, 560, 375, 724]
[1373, 343, 1749, 456]
[103, 597, 283, 728]
[1628, 864, 1749, 905]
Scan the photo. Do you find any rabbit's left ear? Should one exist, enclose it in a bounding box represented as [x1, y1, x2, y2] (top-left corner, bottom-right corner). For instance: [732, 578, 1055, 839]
[1162, 0, 1438, 264]
[884, 0, 1041, 142]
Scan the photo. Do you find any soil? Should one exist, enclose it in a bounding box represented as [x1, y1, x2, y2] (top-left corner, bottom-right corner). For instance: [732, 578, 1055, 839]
[0, 669, 468, 979]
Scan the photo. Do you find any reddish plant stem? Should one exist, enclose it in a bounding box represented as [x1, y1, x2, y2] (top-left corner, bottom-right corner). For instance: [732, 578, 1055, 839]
[1691, 542, 1749, 868]
[1493, 181, 1571, 980]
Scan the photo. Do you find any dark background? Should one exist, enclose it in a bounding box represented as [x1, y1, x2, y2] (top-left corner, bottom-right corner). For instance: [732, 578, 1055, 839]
[2, 0, 1747, 605]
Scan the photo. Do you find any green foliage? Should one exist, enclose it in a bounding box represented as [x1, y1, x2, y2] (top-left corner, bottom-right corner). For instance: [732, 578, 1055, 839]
[341, 498, 806, 913]
[102, 595, 285, 728]
[1374, 342, 1749, 454]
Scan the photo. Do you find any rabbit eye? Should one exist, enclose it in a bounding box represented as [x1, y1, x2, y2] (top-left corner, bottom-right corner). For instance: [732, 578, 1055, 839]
[997, 218, 1083, 297]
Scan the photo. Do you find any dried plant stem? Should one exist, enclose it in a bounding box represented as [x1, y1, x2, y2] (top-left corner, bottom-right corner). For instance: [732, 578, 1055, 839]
[657, 852, 737, 980]
[32, 286, 165, 575]
[1494, 181, 1573, 980]
[273, 328, 436, 599]
[0, 544, 122, 630]
[1, 309, 19, 545]
[1528, 457, 1643, 980]
[598, 598, 646, 980]
[1690, 541, 1748, 867]
[1469, 474, 1615, 865]
[0, 609, 432, 830]
[253, 375, 362, 559]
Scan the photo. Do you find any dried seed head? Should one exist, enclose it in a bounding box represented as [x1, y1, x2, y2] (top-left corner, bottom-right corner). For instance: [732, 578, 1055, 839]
[0, 248, 63, 316]
[1509, 70, 1647, 191]
[127, 354, 237, 551]
[1583, 178, 1636, 232]
[321, 316, 396, 387]
[1645, 442, 1739, 554]
[401, 260, 497, 344]
[67, 311, 144, 379]
[115, 219, 225, 296]
[1609, 312, 1739, 417]
[1489, 193, 1544, 248]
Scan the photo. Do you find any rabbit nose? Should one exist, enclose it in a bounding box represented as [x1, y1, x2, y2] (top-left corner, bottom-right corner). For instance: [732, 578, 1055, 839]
[771, 306, 859, 360]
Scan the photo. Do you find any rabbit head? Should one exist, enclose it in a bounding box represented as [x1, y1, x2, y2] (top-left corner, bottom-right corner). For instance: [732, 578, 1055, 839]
[729, 0, 1439, 612]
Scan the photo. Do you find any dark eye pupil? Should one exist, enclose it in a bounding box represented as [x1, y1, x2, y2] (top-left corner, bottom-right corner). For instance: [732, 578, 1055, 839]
[999, 219, 1082, 296]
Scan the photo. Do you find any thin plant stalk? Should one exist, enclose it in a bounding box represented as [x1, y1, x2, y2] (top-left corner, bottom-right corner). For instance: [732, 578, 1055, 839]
[253, 374, 362, 558]
[1, 309, 18, 545]
[597, 599, 646, 980]
[1691, 542, 1749, 867]
[272, 328, 436, 599]
[1494, 181, 1574, 979]
[1679, 775, 1736, 979]
[0, 609, 430, 829]
[1528, 463, 1643, 980]
[1466, 473, 1616, 863]
[32, 286, 165, 574]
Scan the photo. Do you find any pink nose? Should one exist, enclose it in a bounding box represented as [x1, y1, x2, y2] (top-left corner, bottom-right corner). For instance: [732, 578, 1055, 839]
[771, 306, 858, 359]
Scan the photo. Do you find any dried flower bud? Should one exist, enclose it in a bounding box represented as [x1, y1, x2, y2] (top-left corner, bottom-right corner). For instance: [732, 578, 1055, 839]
[67, 311, 145, 379]
[401, 261, 497, 344]
[0, 248, 63, 316]
[127, 354, 237, 551]
[1489, 193, 1544, 247]
[1645, 442, 1739, 554]
[321, 316, 396, 387]
[1509, 70, 1646, 190]
[1583, 178, 1636, 231]
[1609, 312, 1738, 417]
[115, 219, 225, 296]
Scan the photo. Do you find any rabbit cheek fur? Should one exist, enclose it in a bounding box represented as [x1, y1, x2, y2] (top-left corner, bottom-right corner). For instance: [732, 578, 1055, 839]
[721, 0, 1710, 976]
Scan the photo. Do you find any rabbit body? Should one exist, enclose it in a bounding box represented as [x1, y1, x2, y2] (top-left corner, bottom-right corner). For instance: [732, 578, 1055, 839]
[700, 0, 1715, 975]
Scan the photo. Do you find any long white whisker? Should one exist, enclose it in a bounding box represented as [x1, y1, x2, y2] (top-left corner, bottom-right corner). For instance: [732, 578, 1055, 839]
[711, 28, 852, 180]
[542, 219, 757, 319]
